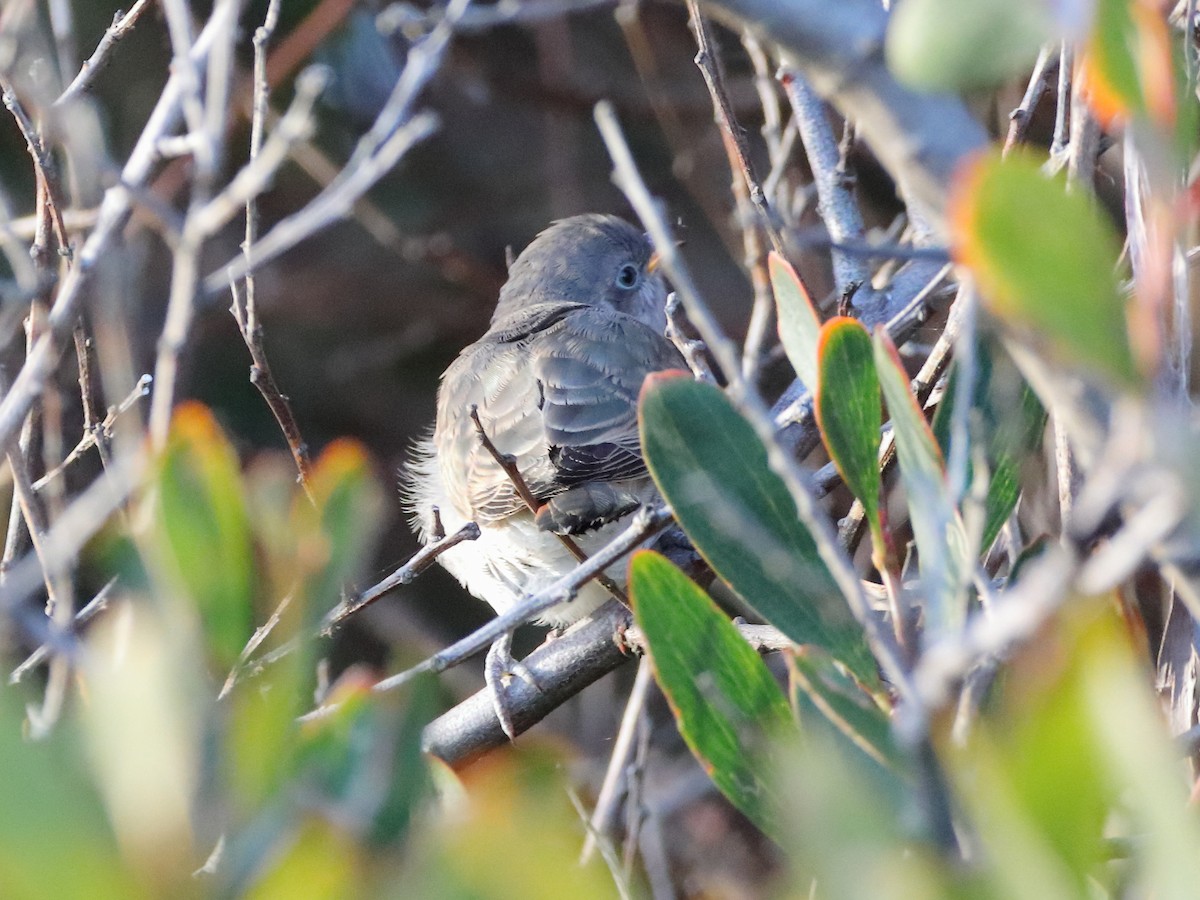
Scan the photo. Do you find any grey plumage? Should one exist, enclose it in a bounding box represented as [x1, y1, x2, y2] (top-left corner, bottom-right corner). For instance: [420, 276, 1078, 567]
[407, 214, 685, 624]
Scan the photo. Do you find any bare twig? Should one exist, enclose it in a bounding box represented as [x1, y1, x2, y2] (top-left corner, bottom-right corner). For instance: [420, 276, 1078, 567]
[1, 79, 69, 256]
[32, 375, 150, 493]
[205, 0, 473, 292]
[422, 605, 793, 767]
[10, 577, 118, 684]
[706, 0, 987, 230]
[379, 0, 615, 34]
[323, 522, 482, 631]
[217, 593, 294, 701]
[224, 12, 322, 499]
[0, 14, 225, 457]
[686, 0, 784, 255]
[0, 450, 142, 650]
[581, 659, 655, 864]
[1051, 42, 1072, 160]
[422, 603, 635, 766]
[1002, 46, 1055, 155]
[148, 0, 291, 447]
[220, 520, 483, 694]
[54, 0, 155, 108]
[664, 293, 716, 383]
[780, 69, 873, 308]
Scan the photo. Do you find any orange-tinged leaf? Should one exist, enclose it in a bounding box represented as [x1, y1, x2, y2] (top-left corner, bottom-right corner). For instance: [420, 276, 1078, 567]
[815, 317, 885, 554]
[1080, 0, 1175, 128]
[154, 402, 253, 669]
[950, 150, 1138, 387]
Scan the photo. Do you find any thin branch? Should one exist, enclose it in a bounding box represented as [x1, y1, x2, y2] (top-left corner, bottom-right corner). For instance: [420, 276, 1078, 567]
[217, 593, 293, 701]
[147, 0, 268, 447]
[303, 503, 674, 719]
[54, 0, 155, 108]
[422, 606, 793, 767]
[780, 69, 873, 306]
[581, 659, 654, 864]
[0, 450, 142, 651]
[1002, 46, 1055, 155]
[423, 603, 635, 766]
[0, 14, 225, 457]
[685, 0, 784, 255]
[32, 375, 150, 492]
[664, 293, 716, 383]
[219, 521, 482, 696]
[1051, 42, 1072, 160]
[204, 0, 473, 293]
[322, 521, 481, 631]
[10, 577, 117, 683]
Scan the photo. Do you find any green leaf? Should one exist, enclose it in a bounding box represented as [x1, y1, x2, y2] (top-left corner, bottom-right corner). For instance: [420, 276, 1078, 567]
[639, 373, 876, 684]
[932, 337, 1045, 553]
[154, 401, 253, 670]
[292, 440, 385, 629]
[294, 673, 438, 848]
[770, 251, 821, 391]
[815, 318, 885, 553]
[787, 648, 898, 772]
[417, 746, 620, 900]
[874, 332, 970, 637]
[886, 0, 1052, 90]
[1084, 0, 1176, 127]
[631, 551, 796, 837]
[951, 604, 1124, 898]
[0, 689, 144, 900]
[1081, 613, 1200, 900]
[951, 150, 1137, 387]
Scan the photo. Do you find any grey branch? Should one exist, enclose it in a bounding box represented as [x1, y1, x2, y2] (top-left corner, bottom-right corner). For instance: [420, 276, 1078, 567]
[702, 0, 987, 231]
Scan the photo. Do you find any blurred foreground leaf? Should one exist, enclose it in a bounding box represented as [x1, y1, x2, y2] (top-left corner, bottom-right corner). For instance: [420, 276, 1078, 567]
[951, 151, 1136, 387]
[1082, 0, 1175, 127]
[950, 599, 1200, 899]
[0, 690, 143, 900]
[291, 440, 385, 628]
[886, 0, 1051, 90]
[80, 609, 202, 892]
[153, 402, 254, 670]
[406, 746, 618, 900]
[631, 550, 796, 838]
[639, 373, 875, 683]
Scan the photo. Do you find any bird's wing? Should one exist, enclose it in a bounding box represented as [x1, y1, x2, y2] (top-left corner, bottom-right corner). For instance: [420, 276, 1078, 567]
[434, 304, 683, 524]
[533, 305, 684, 487]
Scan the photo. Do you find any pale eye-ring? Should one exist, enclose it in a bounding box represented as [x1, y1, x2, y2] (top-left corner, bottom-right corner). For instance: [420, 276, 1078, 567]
[616, 263, 640, 290]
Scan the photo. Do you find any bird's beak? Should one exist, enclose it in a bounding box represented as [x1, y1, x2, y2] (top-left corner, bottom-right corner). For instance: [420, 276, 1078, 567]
[646, 250, 661, 274]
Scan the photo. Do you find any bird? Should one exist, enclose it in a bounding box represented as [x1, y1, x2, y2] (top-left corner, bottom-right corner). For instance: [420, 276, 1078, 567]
[406, 214, 685, 729]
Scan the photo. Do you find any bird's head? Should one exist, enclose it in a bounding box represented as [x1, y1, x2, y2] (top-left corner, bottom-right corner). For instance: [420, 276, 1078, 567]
[492, 214, 667, 332]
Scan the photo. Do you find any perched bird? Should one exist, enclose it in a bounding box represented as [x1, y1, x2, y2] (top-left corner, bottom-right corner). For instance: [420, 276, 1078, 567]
[407, 215, 685, 633]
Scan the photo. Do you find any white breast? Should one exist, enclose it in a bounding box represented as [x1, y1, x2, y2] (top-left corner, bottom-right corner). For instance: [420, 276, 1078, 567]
[405, 435, 655, 626]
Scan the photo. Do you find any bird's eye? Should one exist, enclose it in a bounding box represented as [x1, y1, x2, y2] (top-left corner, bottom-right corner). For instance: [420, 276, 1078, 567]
[616, 263, 640, 290]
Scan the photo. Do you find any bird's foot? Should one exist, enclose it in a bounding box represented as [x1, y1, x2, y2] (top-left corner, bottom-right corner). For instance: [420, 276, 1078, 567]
[534, 483, 642, 534]
[485, 632, 542, 741]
